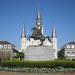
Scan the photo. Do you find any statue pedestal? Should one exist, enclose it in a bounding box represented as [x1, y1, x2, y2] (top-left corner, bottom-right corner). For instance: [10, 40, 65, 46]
[25, 46, 55, 61]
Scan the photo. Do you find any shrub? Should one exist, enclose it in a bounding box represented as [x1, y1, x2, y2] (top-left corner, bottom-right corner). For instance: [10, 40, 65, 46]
[1, 60, 75, 68]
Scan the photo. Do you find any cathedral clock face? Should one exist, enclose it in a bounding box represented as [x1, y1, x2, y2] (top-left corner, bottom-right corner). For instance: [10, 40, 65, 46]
[0, 45, 3, 49]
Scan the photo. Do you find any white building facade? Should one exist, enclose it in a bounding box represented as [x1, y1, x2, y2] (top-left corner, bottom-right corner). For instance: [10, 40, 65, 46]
[59, 42, 75, 60]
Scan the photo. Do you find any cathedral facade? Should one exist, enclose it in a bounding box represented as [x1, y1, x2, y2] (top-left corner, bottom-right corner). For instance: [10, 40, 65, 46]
[21, 10, 58, 61]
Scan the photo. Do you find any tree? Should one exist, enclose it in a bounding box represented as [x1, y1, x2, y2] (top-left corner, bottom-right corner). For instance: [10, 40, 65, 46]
[16, 52, 24, 60]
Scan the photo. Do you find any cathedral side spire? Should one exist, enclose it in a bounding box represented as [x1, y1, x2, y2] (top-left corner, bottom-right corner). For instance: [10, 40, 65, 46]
[51, 27, 57, 38]
[21, 26, 26, 38]
[51, 22, 58, 59]
[21, 26, 27, 52]
[51, 22, 57, 38]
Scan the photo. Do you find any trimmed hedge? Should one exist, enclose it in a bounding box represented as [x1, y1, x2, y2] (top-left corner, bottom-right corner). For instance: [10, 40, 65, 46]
[1, 60, 75, 68]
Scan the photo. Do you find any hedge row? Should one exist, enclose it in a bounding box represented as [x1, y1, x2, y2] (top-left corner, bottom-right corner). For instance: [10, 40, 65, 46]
[1, 60, 75, 68]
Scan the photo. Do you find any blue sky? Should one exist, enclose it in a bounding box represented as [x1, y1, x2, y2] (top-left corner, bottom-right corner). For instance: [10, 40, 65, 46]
[0, 0, 75, 49]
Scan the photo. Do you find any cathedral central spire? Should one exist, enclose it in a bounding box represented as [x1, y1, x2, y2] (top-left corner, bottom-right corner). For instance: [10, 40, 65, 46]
[35, 9, 44, 35]
[37, 10, 41, 19]
[36, 10, 42, 26]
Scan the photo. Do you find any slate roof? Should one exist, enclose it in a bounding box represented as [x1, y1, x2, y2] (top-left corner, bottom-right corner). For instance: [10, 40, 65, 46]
[67, 41, 75, 45]
[61, 41, 75, 49]
[0, 41, 15, 46]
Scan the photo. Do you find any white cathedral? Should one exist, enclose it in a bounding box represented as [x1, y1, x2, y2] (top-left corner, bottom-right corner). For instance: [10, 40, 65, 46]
[20, 10, 58, 61]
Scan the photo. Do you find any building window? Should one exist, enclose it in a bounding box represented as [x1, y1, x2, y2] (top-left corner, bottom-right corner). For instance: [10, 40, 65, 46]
[72, 52, 75, 54]
[0, 45, 3, 49]
[4, 45, 7, 49]
[8, 45, 11, 49]
[66, 45, 70, 49]
[67, 52, 70, 53]
[71, 45, 74, 49]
